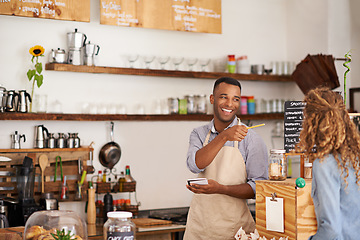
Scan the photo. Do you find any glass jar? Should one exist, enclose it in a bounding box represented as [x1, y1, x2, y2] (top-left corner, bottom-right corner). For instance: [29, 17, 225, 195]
[103, 211, 136, 240]
[24, 210, 87, 240]
[195, 94, 207, 114]
[185, 95, 196, 114]
[268, 149, 287, 180]
[168, 98, 179, 114]
[304, 162, 313, 179]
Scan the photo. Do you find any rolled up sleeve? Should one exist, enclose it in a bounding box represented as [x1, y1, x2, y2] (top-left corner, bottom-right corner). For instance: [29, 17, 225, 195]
[186, 129, 204, 174]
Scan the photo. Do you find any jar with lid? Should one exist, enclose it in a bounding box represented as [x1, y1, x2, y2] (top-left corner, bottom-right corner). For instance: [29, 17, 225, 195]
[185, 95, 196, 114]
[195, 94, 207, 114]
[304, 162, 313, 179]
[168, 98, 179, 114]
[103, 211, 136, 240]
[268, 149, 287, 180]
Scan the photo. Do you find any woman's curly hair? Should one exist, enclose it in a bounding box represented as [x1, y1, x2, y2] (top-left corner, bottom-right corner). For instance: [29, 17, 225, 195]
[295, 87, 360, 187]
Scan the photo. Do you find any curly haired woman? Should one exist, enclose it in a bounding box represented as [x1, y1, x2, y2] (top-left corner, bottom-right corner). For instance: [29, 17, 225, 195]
[295, 87, 360, 239]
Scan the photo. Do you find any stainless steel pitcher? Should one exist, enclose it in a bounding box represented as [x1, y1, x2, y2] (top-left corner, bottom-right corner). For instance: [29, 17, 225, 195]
[11, 131, 26, 149]
[17, 90, 32, 113]
[34, 125, 49, 149]
[67, 28, 87, 49]
[5, 90, 18, 112]
[0, 85, 6, 112]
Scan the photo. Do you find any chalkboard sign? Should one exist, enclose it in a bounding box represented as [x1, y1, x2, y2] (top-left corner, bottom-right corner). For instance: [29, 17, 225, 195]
[100, 0, 221, 34]
[284, 101, 305, 153]
[0, 0, 90, 22]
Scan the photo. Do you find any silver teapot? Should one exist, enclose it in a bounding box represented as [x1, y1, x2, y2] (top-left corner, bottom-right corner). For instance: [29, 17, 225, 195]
[50, 48, 67, 63]
[34, 125, 49, 149]
[5, 90, 18, 112]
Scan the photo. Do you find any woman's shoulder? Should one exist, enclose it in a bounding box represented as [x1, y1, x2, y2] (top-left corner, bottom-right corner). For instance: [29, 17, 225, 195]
[313, 154, 340, 172]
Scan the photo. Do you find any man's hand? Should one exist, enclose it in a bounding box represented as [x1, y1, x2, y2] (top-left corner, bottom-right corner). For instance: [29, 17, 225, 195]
[186, 179, 221, 194]
[220, 125, 248, 142]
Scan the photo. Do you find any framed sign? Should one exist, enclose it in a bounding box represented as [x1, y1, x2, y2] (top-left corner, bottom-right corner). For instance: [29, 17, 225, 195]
[100, 0, 222, 34]
[0, 0, 90, 22]
[284, 101, 305, 153]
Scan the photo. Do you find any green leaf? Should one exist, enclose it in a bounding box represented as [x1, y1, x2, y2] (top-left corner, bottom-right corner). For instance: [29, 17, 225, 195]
[27, 69, 35, 81]
[35, 62, 43, 74]
[35, 74, 43, 88]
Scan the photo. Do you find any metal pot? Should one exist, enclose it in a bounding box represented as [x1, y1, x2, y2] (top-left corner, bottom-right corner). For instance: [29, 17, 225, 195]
[67, 28, 87, 49]
[50, 48, 67, 63]
[99, 122, 121, 169]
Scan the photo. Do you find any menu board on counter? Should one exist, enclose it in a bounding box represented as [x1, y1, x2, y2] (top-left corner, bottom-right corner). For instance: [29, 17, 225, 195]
[284, 101, 306, 153]
[100, 0, 221, 34]
[0, 0, 90, 22]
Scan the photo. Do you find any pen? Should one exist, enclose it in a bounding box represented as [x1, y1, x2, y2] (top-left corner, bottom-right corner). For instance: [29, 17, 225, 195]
[247, 123, 265, 129]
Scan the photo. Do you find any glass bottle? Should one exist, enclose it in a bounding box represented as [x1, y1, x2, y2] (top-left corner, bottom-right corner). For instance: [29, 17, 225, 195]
[118, 171, 126, 192]
[125, 165, 135, 182]
[268, 149, 287, 180]
[97, 171, 102, 183]
[103, 211, 135, 240]
[102, 170, 107, 183]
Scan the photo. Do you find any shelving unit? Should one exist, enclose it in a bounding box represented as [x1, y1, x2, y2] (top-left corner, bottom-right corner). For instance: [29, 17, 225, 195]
[45, 63, 293, 82]
[0, 112, 284, 121]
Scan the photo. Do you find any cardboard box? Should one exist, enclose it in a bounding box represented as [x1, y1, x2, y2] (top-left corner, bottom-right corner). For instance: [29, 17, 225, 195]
[256, 179, 317, 240]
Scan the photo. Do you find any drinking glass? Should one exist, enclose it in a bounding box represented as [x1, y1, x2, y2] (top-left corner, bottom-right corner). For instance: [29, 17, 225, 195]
[172, 57, 184, 70]
[143, 55, 155, 69]
[186, 58, 198, 71]
[199, 58, 211, 72]
[127, 54, 139, 68]
[157, 56, 170, 70]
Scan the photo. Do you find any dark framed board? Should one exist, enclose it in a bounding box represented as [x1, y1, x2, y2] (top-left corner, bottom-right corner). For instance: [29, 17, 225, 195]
[0, 0, 90, 22]
[100, 0, 222, 34]
[284, 101, 305, 153]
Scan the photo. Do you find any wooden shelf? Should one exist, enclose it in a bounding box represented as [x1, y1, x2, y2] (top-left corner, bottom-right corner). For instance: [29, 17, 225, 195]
[45, 63, 293, 82]
[0, 112, 284, 121]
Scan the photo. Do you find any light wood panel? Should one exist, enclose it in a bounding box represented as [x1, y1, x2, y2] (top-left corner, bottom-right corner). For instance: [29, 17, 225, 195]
[0, 0, 90, 22]
[100, 0, 221, 33]
[256, 179, 317, 240]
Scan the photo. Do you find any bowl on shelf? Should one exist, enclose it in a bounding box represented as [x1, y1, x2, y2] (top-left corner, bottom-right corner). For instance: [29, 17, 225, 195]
[24, 210, 87, 240]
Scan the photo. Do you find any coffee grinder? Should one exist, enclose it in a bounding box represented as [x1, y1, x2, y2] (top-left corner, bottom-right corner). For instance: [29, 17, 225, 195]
[7, 156, 42, 226]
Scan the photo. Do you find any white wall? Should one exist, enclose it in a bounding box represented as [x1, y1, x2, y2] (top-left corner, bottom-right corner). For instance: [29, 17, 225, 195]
[0, 0, 356, 218]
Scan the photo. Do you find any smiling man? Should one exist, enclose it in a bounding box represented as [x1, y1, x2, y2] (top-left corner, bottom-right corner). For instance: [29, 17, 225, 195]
[184, 77, 268, 240]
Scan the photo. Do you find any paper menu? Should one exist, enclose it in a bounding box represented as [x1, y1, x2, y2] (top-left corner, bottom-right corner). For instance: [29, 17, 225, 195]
[266, 197, 284, 233]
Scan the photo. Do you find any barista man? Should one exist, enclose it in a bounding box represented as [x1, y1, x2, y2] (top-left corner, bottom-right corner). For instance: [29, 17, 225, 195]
[184, 77, 268, 240]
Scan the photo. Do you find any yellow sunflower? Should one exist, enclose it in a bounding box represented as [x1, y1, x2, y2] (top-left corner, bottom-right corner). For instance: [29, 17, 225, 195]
[29, 45, 45, 57]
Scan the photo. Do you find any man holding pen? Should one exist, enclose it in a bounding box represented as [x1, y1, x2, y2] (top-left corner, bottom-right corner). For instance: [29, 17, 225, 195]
[184, 77, 268, 240]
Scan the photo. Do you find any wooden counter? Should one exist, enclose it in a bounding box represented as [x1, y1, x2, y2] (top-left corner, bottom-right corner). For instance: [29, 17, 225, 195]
[0, 223, 185, 240]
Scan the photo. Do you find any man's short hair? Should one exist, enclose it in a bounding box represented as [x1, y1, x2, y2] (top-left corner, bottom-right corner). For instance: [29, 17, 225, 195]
[213, 77, 241, 93]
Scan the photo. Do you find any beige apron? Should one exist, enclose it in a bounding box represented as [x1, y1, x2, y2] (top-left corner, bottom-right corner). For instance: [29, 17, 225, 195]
[184, 119, 255, 240]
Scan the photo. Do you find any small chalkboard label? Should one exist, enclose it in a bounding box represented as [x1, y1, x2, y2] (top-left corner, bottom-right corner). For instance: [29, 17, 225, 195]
[284, 101, 305, 153]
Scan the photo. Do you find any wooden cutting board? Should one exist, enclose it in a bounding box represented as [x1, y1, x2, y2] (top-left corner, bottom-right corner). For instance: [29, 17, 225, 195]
[132, 218, 172, 227]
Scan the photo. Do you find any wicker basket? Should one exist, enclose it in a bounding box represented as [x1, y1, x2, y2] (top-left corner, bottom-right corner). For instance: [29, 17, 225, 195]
[96, 182, 111, 194]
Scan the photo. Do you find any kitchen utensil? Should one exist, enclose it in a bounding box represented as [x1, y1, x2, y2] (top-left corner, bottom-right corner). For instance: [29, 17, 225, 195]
[56, 133, 66, 148]
[186, 58, 198, 71]
[67, 28, 87, 49]
[39, 192, 58, 210]
[0, 85, 7, 112]
[84, 41, 100, 66]
[17, 90, 31, 113]
[0, 156, 11, 162]
[172, 57, 184, 70]
[5, 90, 18, 112]
[199, 58, 211, 72]
[251, 64, 265, 74]
[77, 157, 82, 174]
[11, 131, 26, 149]
[143, 55, 155, 69]
[67, 133, 75, 148]
[74, 133, 80, 148]
[47, 133, 55, 148]
[50, 48, 67, 63]
[157, 56, 170, 70]
[39, 154, 48, 193]
[127, 54, 139, 68]
[68, 49, 83, 65]
[0, 171, 14, 176]
[0, 204, 9, 228]
[34, 125, 49, 148]
[54, 156, 63, 182]
[99, 122, 121, 169]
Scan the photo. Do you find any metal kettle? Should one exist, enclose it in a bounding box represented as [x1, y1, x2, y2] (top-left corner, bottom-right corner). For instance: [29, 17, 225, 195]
[34, 125, 49, 149]
[11, 131, 26, 149]
[67, 28, 87, 49]
[0, 85, 6, 112]
[17, 90, 32, 113]
[5, 90, 18, 112]
[50, 48, 67, 63]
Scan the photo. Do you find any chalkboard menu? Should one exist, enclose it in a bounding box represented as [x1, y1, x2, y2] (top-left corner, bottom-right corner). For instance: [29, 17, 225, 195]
[100, 0, 221, 34]
[0, 0, 90, 22]
[284, 101, 306, 153]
